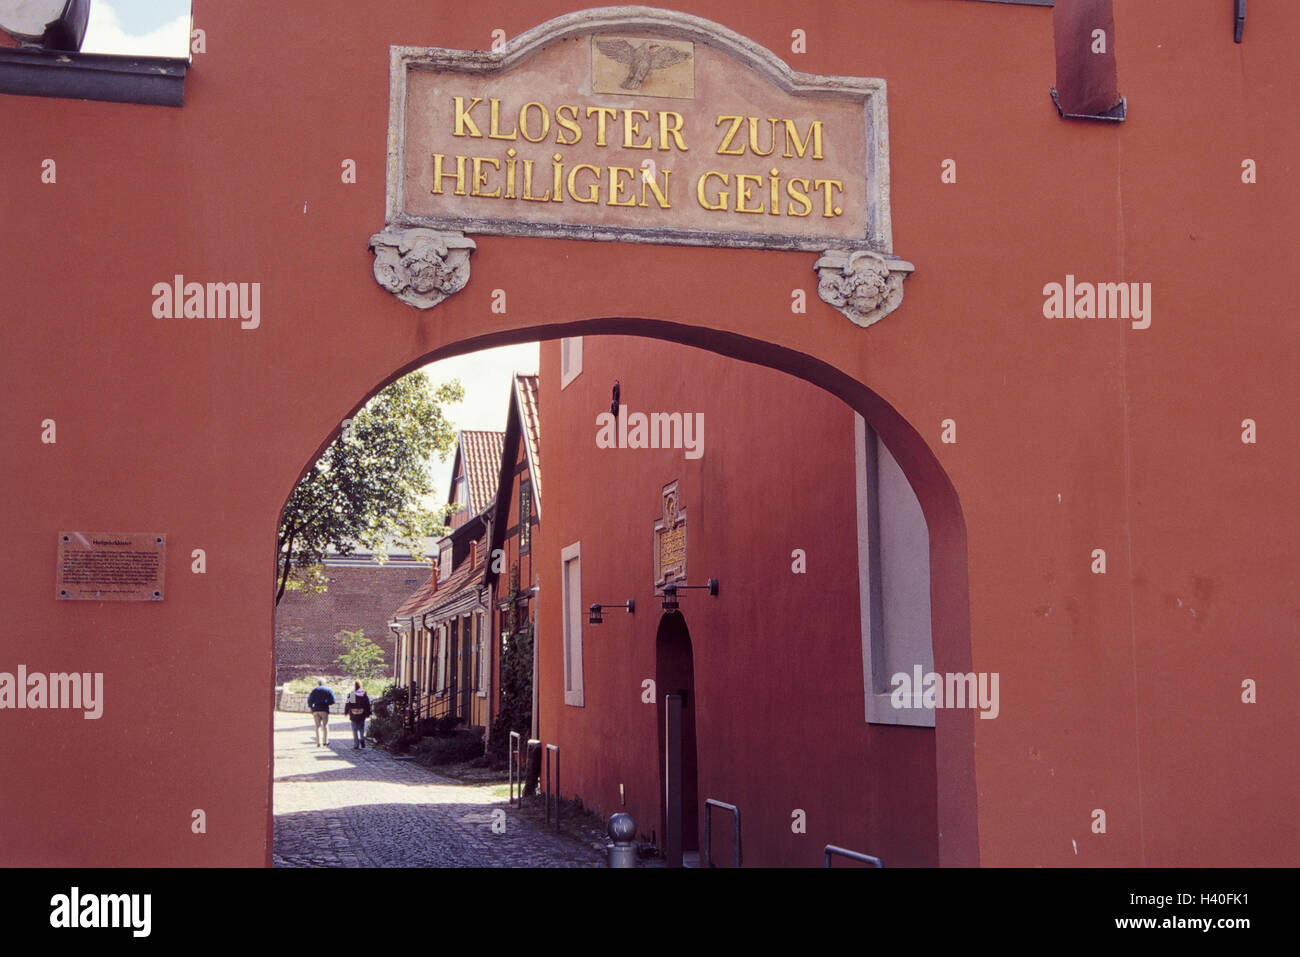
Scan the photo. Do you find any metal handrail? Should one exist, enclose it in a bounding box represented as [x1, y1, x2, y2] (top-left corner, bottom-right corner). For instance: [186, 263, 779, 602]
[824, 844, 884, 868]
[703, 799, 742, 868]
[544, 743, 560, 830]
[508, 731, 522, 807]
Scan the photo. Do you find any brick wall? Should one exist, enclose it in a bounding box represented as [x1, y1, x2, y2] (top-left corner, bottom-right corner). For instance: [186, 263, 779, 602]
[276, 689, 349, 713]
[274, 561, 429, 684]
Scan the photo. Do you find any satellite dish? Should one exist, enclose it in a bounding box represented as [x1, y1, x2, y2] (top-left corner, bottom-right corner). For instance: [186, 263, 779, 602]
[0, 0, 90, 51]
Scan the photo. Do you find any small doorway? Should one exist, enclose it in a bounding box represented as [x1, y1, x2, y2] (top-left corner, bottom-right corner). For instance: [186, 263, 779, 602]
[460, 614, 474, 722]
[656, 611, 699, 866]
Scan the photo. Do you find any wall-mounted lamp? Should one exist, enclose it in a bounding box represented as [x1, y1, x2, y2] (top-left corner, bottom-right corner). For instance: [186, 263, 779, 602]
[660, 578, 719, 613]
[589, 599, 635, 625]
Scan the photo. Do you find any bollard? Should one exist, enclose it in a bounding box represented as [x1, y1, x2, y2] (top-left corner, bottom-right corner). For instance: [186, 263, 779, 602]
[523, 739, 542, 797]
[607, 813, 638, 868]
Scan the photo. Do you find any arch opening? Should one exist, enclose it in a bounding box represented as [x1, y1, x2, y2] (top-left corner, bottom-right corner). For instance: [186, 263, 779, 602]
[272, 319, 976, 867]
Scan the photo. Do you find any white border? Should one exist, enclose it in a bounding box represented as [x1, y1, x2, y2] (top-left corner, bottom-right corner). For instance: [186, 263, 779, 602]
[561, 540, 585, 706]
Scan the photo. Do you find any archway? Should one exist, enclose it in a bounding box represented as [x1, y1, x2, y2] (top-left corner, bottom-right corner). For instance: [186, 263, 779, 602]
[274, 319, 977, 866]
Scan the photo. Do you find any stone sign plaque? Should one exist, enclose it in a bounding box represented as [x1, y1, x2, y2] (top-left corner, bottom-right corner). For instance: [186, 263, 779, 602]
[387, 8, 892, 253]
[57, 532, 165, 601]
[653, 481, 686, 588]
[374, 8, 914, 327]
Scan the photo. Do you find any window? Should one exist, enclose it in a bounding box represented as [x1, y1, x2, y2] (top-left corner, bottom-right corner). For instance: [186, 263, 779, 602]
[856, 415, 935, 726]
[560, 337, 583, 389]
[519, 480, 532, 553]
[561, 541, 584, 706]
[455, 473, 468, 512]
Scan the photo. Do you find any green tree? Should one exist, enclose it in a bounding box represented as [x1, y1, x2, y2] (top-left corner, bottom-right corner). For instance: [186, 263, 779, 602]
[276, 372, 463, 604]
[334, 628, 386, 680]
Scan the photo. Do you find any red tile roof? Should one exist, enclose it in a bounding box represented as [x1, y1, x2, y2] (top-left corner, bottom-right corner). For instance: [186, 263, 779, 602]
[515, 374, 540, 514]
[452, 430, 504, 516]
[397, 538, 487, 620]
[392, 569, 438, 619]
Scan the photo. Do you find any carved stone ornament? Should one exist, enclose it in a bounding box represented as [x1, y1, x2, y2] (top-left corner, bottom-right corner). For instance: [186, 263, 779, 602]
[368, 227, 476, 309]
[814, 249, 915, 328]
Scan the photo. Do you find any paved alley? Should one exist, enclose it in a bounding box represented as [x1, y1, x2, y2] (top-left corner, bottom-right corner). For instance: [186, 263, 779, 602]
[272, 711, 603, 868]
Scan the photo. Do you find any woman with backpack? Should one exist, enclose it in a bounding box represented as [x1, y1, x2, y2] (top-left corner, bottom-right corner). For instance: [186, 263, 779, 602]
[344, 681, 372, 750]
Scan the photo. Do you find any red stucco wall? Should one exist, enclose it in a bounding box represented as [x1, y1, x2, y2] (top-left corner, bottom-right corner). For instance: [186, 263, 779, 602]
[535, 336, 941, 865]
[0, 0, 1294, 866]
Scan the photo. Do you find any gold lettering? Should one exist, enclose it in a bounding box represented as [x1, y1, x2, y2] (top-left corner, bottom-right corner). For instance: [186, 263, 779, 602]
[747, 117, 778, 157]
[814, 178, 844, 217]
[453, 96, 483, 138]
[567, 163, 601, 203]
[639, 169, 671, 209]
[471, 156, 500, 197]
[715, 115, 745, 155]
[658, 111, 688, 152]
[519, 102, 551, 143]
[623, 109, 652, 149]
[556, 105, 583, 145]
[785, 177, 812, 217]
[489, 98, 518, 140]
[504, 147, 518, 198]
[697, 171, 729, 210]
[783, 119, 824, 160]
[431, 153, 467, 196]
[586, 107, 619, 147]
[521, 158, 551, 201]
[607, 166, 638, 206]
[735, 173, 764, 213]
[551, 153, 564, 202]
[768, 168, 781, 215]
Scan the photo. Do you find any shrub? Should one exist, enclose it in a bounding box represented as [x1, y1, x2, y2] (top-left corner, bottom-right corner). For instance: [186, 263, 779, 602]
[488, 626, 533, 759]
[367, 683, 408, 747]
[412, 731, 485, 767]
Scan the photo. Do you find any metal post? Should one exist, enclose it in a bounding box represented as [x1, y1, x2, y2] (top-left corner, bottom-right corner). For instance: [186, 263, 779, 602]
[703, 799, 742, 868]
[545, 743, 560, 829]
[508, 731, 521, 807]
[606, 813, 637, 868]
[664, 694, 683, 867]
[824, 844, 884, 868]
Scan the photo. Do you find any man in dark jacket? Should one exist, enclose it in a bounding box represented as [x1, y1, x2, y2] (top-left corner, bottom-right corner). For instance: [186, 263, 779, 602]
[307, 679, 335, 747]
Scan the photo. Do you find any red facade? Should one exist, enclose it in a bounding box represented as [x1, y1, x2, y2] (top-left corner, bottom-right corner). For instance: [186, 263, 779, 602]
[0, 0, 1294, 867]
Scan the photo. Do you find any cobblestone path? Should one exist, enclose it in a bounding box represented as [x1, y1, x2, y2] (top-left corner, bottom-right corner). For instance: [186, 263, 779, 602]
[272, 711, 603, 867]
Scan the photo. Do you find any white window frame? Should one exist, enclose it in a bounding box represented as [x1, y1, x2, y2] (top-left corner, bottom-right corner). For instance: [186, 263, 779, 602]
[560, 337, 583, 389]
[856, 415, 936, 727]
[561, 541, 584, 706]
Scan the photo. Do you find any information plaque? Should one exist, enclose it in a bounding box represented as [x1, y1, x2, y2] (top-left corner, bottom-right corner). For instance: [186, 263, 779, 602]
[56, 532, 166, 601]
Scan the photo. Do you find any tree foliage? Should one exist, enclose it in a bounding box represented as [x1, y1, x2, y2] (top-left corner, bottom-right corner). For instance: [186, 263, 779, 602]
[276, 372, 463, 604]
[333, 628, 387, 680]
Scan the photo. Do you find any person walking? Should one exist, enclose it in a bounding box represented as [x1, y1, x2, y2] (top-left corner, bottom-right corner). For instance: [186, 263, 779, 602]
[307, 679, 336, 747]
[345, 681, 372, 750]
